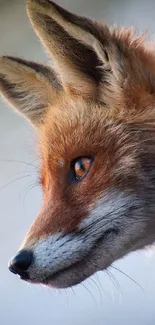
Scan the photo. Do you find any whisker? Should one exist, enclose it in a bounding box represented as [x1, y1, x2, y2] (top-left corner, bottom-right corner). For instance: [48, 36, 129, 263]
[82, 202, 128, 235]
[111, 265, 145, 293]
[0, 175, 32, 192]
[83, 213, 147, 241]
[81, 282, 97, 305]
[5, 170, 38, 181]
[20, 180, 40, 209]
[93, 272, 111, 300]
[106, 269, 122, 295]
[70, 286, 76, 296]
[88, 277, 103, 305]
[64, 288, 69, 307]
[0, 159, 39, 170]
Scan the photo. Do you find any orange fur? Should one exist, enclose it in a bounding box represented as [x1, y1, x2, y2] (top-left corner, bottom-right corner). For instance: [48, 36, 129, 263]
[1, 0, 155, 288]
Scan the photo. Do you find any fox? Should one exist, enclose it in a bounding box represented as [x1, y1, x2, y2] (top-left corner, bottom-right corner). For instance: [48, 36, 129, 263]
[0, 0, 155, 289]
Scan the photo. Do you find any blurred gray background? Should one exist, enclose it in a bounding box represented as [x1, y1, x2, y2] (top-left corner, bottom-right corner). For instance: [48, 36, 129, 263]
[0, 0, 155, 324]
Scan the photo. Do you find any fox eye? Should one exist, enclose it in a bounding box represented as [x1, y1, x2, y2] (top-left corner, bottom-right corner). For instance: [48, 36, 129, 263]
[74, 158, 91, 179]
[69, 156, 93, 183]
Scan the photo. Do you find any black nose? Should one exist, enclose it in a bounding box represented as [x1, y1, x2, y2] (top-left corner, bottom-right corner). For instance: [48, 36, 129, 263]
[8, 250, 33, 276]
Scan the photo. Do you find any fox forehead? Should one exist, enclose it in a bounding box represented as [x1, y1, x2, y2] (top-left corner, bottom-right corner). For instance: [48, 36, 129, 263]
[39, 102, 109, 188]
[39, 97, 121, 162]
[40, 100, 97, 163]
[39, 99, 106, 189]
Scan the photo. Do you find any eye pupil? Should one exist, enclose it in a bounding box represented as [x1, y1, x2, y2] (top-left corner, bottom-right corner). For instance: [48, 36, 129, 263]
[77, 161, 86, 171]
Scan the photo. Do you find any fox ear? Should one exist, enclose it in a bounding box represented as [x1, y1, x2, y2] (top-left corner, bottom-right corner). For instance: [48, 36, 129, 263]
[27, 0, 112, 98]
[0, 56, 61, 125]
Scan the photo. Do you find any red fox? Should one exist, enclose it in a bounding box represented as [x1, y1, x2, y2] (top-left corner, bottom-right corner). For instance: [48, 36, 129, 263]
[0, 0, 155, 288]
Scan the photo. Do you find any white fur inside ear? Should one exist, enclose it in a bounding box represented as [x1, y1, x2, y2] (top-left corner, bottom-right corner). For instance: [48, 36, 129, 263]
[93, 40, 110, 68]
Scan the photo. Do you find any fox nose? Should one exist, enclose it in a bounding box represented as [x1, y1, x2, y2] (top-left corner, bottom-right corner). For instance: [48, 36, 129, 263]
[8, 250, 33, 276]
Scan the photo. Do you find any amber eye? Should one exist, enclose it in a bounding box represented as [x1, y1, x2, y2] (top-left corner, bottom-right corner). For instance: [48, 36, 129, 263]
[73, 157, 93, 180]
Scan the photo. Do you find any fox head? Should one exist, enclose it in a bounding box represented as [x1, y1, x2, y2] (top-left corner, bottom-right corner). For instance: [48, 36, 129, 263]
[1, 0, 155, 288]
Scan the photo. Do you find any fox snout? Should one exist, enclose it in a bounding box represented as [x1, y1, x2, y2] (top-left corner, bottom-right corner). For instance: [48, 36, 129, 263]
[7, 191, 148, 288]
[1, 0, 155, 288]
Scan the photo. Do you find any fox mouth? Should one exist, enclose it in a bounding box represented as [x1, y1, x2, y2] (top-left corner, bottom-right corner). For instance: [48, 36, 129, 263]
[42, 259, 86, 286]
[26, 227, 119, 287]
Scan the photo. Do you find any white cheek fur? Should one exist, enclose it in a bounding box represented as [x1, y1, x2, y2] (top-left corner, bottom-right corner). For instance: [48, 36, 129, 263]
[28, 189, 135, 282]
[79, 190, 133, 231]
